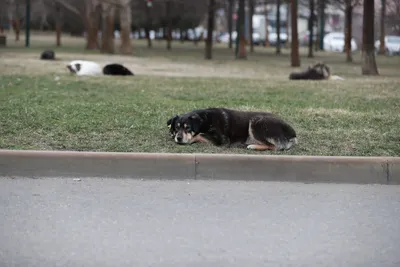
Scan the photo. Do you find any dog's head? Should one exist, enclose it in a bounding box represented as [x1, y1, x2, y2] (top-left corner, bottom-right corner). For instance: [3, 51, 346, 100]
[310, 62, 331, 78]
[172, 113, 204, 145]
[67, 61, 81, 74]
[167, 115, 180, 138]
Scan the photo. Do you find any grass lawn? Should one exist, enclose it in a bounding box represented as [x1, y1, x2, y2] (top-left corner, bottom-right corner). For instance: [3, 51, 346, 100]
[1, 33, 400, 156]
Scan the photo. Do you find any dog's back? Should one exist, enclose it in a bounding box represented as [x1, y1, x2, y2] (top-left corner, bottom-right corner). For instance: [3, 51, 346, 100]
[289, 62, 330, 80]
[67, 60, 102, 76]
[40, 50, 55, 60]
[103, 64, 134, 76]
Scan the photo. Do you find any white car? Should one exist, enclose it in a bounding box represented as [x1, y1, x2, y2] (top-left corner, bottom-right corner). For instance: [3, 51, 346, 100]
[374, 35, 400, 56]
[323, 32, 357, 52]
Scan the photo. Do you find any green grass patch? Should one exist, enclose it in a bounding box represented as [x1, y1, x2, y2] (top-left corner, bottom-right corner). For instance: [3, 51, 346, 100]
[1, 73, 399, 156]
[1, 35, 400, 156]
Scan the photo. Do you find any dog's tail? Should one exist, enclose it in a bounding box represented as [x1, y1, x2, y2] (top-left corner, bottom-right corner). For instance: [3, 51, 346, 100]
[329, 75, 345, 80]
[289, 71, 308, 80]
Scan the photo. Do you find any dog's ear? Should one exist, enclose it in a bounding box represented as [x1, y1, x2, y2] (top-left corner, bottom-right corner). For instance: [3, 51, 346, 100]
[189, 114, 203, 133]
[167, 115, 179, 129]
[75, 63, 81, 72]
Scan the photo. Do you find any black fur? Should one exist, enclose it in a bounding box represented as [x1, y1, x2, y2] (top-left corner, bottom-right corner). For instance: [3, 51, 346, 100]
[289, 62, 330, 80]
[167, 115, 180, 138]
[103, 64, 134, 76]
[40, 50, 55, 60]
[168, 108, 297, 150]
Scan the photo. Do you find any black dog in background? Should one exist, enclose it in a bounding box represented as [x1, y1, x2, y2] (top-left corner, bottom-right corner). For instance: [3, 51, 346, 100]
[289, 62, 344, 80]
[40, 50, 55, 60]
[103, 64, 134, 76]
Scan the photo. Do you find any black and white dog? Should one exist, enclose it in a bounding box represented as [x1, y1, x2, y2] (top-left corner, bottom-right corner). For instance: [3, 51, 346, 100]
[66, 60, 134, 76]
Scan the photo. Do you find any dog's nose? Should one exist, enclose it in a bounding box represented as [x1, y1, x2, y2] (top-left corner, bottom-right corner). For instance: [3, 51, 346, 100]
[176, 136, 182, 142]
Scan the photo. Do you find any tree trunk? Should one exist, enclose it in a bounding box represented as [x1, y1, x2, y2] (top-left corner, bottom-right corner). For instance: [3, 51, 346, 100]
[344, 1, 353, 62]
[315, 0, 319, 52]
[101, 5, 115, 54]
[166, 1, 172, 50]
[378, 0, 386, 54]
[205, 0, 215, 59]
[308, 0, 314, 57]
[291, 0, 300, 67]
[180, 29, 184, 43]
[119, 4, 132, 54]
[286, 2, 290, 48]
[249, 0, 254, 52]
[10, 1, 21, 41]
[264, 0, 269, 47]
[276, 0, 281, 54]
[194, 31, 198, 46]
[228, 0, 234, 49]
[15, 7, 20, 41]
[55, 4, 61, 47]
[362, 0, 379, 75]
[84, 1, 99, 50]
[145, 1, 152, 48]
[236, 0, 247, 59]
[319, 0, 325, 50]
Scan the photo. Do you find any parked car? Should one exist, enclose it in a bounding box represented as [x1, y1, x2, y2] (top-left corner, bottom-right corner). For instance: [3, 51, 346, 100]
[218, 31, 263, 45]
[268, 28, 288, 46]
[374, 35, 400, 56]
[323, 32, 357, 52]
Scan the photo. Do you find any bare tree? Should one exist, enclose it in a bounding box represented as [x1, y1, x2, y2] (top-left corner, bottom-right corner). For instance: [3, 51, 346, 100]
[236, 0, 246, 59]
[118, 1, 132, 54]
[308, 0, 315, 57]
[166, 0, 172, 50]
[205, 0, 216, 59]
[317, 0, 325, 50]
[249, 0, 254, 52]
[362, 0, 379, 75]
[344, 0, 354, 62]
[378, 0, 386, 54]
[144, 0, 153, 48]
[84, 0, 100, 50]
[227, 0, 235, 49]
[7, 0, 21, 41]
[334, 0, 361, 62]
[100, 3, 115, 53]
[291, 0, 300, 66]
[276, 0, 281, 54]
[386, 0, 400, 34]
[55, 2, 61, 46]
[263, 0, 270, 47]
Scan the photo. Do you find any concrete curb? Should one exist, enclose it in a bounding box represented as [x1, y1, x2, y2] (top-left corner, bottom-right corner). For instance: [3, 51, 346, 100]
[0, 149, 399, 184]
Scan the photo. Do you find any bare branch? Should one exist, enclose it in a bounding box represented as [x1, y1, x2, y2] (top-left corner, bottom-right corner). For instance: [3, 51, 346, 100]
[54, 0, 80, 15]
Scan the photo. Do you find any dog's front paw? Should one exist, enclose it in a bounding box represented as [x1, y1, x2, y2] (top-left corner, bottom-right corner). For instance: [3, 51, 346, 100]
[247, 145, 257, 150]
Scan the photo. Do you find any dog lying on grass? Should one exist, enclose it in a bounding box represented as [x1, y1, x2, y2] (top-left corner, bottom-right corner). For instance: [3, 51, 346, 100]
[289, 62, 344, 80]
[66, 60, 134, 76]
[40, 50, 56, 60]
[167, 108, 297, 151]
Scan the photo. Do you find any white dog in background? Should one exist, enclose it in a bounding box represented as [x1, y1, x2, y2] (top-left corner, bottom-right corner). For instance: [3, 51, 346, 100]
[66, 60, 103, 76]
[66, 60, 135, 76]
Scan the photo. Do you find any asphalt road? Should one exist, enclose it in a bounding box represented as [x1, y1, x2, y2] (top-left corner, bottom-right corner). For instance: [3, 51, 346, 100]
[1, 177, 400, 267]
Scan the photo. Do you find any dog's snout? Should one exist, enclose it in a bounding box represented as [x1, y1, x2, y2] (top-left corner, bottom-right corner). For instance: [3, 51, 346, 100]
[176, 136, 183, 142]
